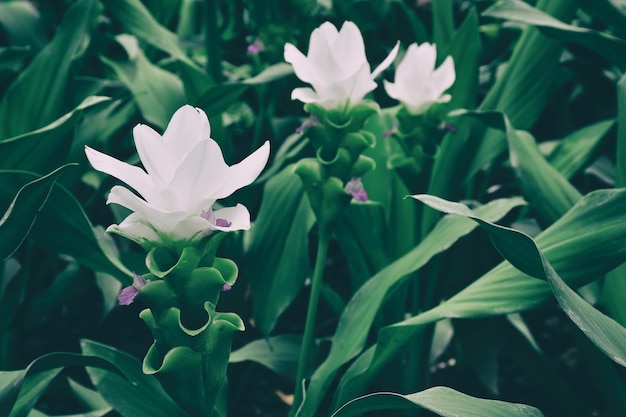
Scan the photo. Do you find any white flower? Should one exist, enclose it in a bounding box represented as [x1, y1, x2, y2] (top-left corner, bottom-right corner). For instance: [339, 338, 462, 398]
[284, 21, 399, 109]
[384, 42, 455, 114]
[85, 105, 270, 248]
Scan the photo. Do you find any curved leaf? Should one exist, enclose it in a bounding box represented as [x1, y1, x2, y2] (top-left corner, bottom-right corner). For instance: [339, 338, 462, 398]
[484, 0, 626, 69]
[334, 189, 626, 407]
[332, 386, 544, 417]
[81, 340, 188, 417]
[414, 194, 626, 367]
[301, 197, 525, 417]
[0, 0, 98, 138]
[0, 165, 73, 259]
[230, 335, 301, 379]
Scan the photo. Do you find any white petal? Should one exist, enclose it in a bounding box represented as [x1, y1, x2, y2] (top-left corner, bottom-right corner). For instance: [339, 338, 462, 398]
[170, 216, 212, 242]
[284, 43, 317, 84]
[291, 87, 320, 103]
[167, 138, 229, 206]
[212, 141, 270, 199]
[162, 105, 211, 159]
[107, 186, 179, 234]
[371, 41, 400, 79]
[330, 21, 368, 78]
[85, 146, 158, 202]
[344, 64, 378, 103]
[432, 56, 456, 92]
[107, 214, 161, 245]
[212, 204, 251, 231]
[415, 43, 437, 76]
[383, 79, 402, 101]
[133, 124, 176, 187]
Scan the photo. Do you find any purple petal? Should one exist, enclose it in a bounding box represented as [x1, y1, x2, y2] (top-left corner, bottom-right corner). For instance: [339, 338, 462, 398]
[215, 218, 232, 227]
[118, 286, 139, 306]
[345, 178, 368, 202]
[221, 283, 232, 292]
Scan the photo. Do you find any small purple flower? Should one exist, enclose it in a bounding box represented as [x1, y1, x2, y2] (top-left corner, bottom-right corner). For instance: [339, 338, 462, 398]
[344, 177, 368, 202]
[221, 283, 232, 292]
[381, 122, 398, 139]
[441, 122, 457, 133]
[118, 273, 147, 306]
[247, 38, 265, 55]
[295, 115, 320, 134]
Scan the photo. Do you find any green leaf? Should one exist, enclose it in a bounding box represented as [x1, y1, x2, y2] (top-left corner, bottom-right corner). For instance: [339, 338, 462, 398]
[0, 165, 71, 259]
[101, 35, 186, 130]
[246, 167, 315, 335]
[105, 0, 196, 67]
[0, 96, 110, 173]
[332, 386, 545, 417]
[0, 2, 46, 48]
[442, 7, 481, 110]
[415, 194, 626, 367]
[334, 189, 626, 406]
[579, 0, 626, 39]
[28, 181, 132, 283]
[81, 339, 188, 417]
[0, 0, 98, 138]
[0, 352, 124, 417]
[484, 0, 626, 69]
[194, 83, 250, 119]
[230, 335, 301, 379]
[432, 1, 454, 48]
[335, 202, 389, 291]
[602, 74, 626, 327]
[243, 63, 294, 85]
[455, 109, 582, 223]
[479, 0, 577, 129]
[301, 197, 525, 417]
[548, 119, 614, 179]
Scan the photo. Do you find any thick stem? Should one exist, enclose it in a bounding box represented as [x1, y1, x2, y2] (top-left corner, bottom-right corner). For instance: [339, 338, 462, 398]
[290, 232, 330, 415]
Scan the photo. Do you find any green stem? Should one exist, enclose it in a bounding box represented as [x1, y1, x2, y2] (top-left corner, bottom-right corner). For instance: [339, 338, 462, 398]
[290, 232, 330, 415]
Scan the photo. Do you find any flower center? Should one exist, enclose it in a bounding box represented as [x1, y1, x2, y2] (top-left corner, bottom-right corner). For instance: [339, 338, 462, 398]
[216, 218, 232, 227]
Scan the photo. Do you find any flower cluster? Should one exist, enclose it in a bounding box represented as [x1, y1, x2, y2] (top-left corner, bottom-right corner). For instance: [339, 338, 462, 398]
[285, 21, 455, 115]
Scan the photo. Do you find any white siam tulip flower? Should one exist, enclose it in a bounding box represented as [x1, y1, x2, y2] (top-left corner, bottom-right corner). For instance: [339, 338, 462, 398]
[384, 42, 456, 114]
[85, 105, 270, 249]
[284, 21, 399, 110]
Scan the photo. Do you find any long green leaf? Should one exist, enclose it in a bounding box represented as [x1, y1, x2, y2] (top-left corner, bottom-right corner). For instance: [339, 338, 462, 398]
[105, 0, 195, 67]
[548, 119, 614, 179]
[81, 339, 188, 417]
[602, 74, 626, 327]
[0, 2, 46, 49]
[416, 194, 626, 367]
[0, 165, 72, 260]
[301, 197, 525, 417]
[332, 386, 545, 417]
[0, 0, 98, 138]
[230, 335, 301, 379]
[334, 189, 626, 406]
[0, 352, 124, 417]
[484, 0, 626, 69]
[28, 182, 132, 283]
[456, 110, 582, 223]
[101, 35, 186, 130]
[246, 167, 315, 336]
[0, 96, 109, 173]
[442, 8, 481, 110]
